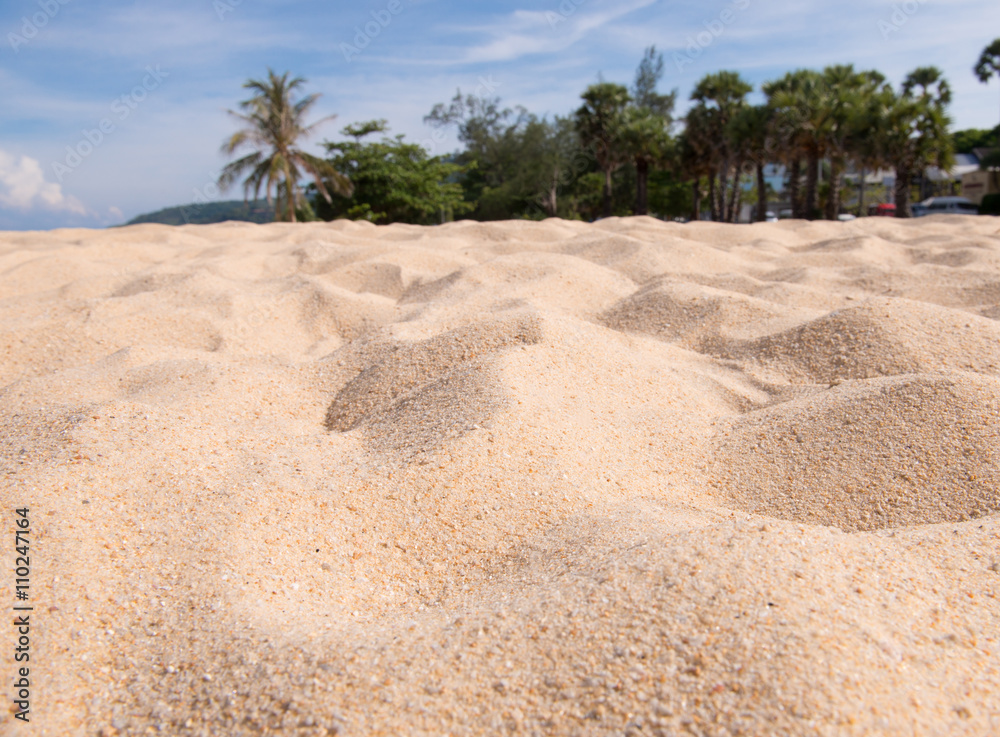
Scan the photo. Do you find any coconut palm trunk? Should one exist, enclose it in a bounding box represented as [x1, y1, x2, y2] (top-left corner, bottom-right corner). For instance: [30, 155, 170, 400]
[603, 168, 614, 218]
[691, 179, 701, 221]
[718, 163, 730, 221]
[894, 165, 912, 217]
[635, 158, 649, 216]
[826, 161, 843, 220]
[708, 170, 718, 221]
[756, 161, 767, 221]
[857, 167, 866, 217]
[804, 153, 820, 219]
[788, 159, 802, 218]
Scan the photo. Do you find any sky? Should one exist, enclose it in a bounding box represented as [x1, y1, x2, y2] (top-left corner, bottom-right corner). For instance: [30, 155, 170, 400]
[1, 0, 999, 230]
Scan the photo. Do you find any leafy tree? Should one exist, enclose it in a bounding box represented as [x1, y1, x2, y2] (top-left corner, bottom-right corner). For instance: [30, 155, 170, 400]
[633, 46, 676, 117]
[532, 115, 585, 218]
[218, 69, 350, 222]
[575, 83, 632, 218]
[425, 93, 578, 219]
[975, 39, 1000, 149]
[646, 168, 694, 221]
[952, 127, 1000, 153]
[312, 121, 470, 224]
[625, 47, 677, 216]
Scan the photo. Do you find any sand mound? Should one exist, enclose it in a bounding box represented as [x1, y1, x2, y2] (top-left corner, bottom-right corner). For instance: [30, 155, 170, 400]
[710, 372, 1000, 531]
[599, 277, 805, 349]
[325, 315, 542, 456]
[4, 216, 1000, 737]
[721, 297, 1000, 383]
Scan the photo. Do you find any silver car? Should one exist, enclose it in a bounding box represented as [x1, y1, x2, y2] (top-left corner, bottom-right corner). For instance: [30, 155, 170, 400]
[912, 197, 980, 217]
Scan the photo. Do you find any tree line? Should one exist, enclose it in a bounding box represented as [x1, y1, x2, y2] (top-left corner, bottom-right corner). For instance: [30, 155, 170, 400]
[219, 40, 1000, 223]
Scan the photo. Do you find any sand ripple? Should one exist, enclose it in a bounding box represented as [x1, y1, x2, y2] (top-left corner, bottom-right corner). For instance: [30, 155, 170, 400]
[2, 216, 999, 736]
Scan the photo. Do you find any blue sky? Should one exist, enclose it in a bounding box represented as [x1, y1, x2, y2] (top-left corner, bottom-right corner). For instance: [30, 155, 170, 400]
[1, 0, 998, 229]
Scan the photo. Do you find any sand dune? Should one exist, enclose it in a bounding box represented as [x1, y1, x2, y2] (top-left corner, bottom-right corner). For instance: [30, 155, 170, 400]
[2, 215, 999, 736]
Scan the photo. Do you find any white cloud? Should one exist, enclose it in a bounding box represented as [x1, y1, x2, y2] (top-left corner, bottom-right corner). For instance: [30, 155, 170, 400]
[0, 150, 86, 214]
[459, 0, 658, 64]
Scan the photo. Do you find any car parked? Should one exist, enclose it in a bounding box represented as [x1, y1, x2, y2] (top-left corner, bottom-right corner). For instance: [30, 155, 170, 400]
[869, 203, 896, 217]
[912, 196, 980, 217]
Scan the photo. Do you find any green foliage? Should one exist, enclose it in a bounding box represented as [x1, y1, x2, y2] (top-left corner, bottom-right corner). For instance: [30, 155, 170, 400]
[312, 121, 470, 225]
[686, 70, 753, 221]
[633, 46, 677, 118]
[125, 200, 275, 226]
[200, 60, 974, 228]
[624, 47, 677, 215]
[979, 193, 1000, 215]
[575, 82, 632, 218]
[426, 93, 587, 220]
[647, 169, 693, 219]
[880, 67, 954, 217]
[975, 39, 1000, 84]
[953, 128, 1000, 153]
[978, 192, 1000, 215]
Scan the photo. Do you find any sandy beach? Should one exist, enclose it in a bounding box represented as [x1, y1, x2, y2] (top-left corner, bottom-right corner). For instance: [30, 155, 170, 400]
[2, 215, 999, 736]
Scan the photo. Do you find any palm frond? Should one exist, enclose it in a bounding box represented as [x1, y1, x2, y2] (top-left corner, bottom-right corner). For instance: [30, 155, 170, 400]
[218, 151, 264, 189]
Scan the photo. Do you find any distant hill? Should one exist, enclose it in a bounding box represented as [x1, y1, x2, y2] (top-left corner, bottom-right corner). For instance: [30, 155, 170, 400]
[124, 200, 275, 226]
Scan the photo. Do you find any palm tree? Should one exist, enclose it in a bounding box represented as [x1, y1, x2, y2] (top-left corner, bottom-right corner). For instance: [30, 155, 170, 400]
[763, 70, 814, 219]
[679, 110, 715, 221]
[821, 66, 888, 220]
[883, 67, 954, 218]
[975, 39, 1000, 150]
[682, 103, 721, 220]
[729, 104, 772, 222]
[219, 69, 351, 223]
[850, 84, 894, 216]
[575, 83, 631, 218]
[688, 71, 752, 222]
[774, 71, 831, 220]
[623, 107, 672, 216]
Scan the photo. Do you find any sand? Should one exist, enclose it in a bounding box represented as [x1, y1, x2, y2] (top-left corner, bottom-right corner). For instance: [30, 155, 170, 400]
[1, 215, 998, 736]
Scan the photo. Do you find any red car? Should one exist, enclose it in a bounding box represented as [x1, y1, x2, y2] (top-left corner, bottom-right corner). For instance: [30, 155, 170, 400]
[869, 203, 896, 217]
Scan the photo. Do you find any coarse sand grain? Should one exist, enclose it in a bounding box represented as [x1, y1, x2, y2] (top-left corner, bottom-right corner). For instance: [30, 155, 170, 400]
[1, 215, 999, 736]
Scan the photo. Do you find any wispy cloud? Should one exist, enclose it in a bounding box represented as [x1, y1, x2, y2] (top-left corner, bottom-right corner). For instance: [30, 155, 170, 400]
[459, 0, 658, 64]
[0, 150, 86, 215]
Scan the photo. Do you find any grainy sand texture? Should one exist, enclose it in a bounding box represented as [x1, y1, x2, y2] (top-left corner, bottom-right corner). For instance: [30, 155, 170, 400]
[2, 215, 999, 736]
